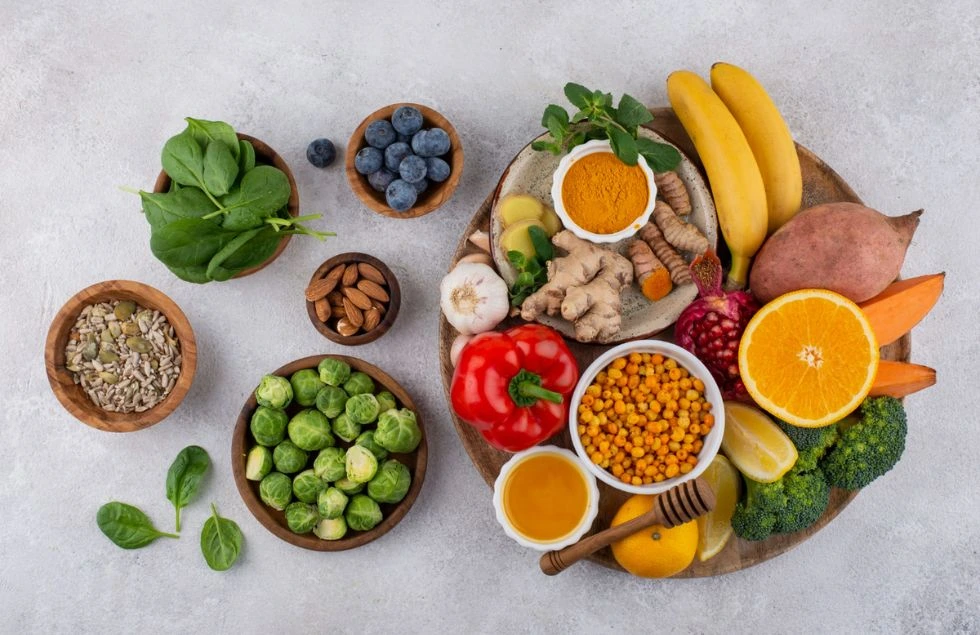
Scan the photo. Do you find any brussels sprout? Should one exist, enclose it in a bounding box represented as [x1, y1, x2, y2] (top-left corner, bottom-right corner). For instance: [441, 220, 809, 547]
[259, 472, 293, 511]
[345, 494, 382, 532]
[375, 391, 398, 414]
[313, 447, 347, 482]
[290, 369, 325, 407]
[355, 430, 389, 461]
[332, 413, 362, 443]
[334, 476, 364, 495]
[313, 516, 348, 541]
[317, 487, 349, 519]
[375, 408, 422, 453]
[318, 358, 351, 387]
[343, 371, 375, 396]
[245, 445, 273, 481]
[250, 406, 288, 446]
[293, 469, 328, 504]
[273, 440, 309, 474]
[315, 385, 348, 418]
[346, 445, 379, 483]
[284, 502, 320, 534]
[287, 409, 335, 451]
[255, 374, 293, 409]
[367, 459, 411, 504]
[345, 393, 381, 425]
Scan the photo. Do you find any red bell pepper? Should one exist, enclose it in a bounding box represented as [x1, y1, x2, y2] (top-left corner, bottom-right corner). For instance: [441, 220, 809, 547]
[450, 324, 579, 452]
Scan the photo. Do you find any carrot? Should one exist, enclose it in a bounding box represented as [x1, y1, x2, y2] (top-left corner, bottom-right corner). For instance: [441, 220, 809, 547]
[859, 273, 945, 346]
[869, 360, 936, 398]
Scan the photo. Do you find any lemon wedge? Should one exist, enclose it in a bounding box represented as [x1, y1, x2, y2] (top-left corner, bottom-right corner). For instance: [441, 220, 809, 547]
[696, 454, 741, 562]
[721, 401, 797, 483]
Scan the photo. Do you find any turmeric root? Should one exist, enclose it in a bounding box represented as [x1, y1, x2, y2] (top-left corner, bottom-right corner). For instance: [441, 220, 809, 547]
[628, 240, 672, 301]
[652, 200, 709, 253]
[521, 231, 632, 343]
[654, 171, 691, 216]
[638, 222, 691, 285]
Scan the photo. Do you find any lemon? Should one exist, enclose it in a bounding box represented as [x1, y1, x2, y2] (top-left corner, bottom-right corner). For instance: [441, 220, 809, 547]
[696, 455, 741, 562]
[721, 401, 798, 483]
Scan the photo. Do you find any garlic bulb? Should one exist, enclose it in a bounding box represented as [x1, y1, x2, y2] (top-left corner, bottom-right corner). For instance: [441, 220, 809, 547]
[449, 334, 473, 366]
[440, 262, 509, 335]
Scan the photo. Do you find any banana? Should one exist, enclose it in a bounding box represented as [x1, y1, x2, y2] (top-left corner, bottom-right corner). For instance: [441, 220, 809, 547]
[710, 62, 802, 234]
[666, 71, 768, 288]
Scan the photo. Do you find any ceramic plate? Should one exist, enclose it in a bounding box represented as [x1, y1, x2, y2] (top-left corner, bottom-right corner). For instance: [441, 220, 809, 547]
[489, 127, 717, 343]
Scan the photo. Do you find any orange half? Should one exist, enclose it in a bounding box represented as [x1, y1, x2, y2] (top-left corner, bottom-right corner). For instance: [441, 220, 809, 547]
[738, 289, 879, 428]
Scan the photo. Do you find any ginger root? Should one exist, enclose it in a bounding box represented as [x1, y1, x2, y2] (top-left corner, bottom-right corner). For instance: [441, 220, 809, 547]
[628, 240, 672, 301]
[639, 222, 691, 285]
[521, 231, 632, 343]
[652, 201, 709, 253]
[654, 171, 692, 216]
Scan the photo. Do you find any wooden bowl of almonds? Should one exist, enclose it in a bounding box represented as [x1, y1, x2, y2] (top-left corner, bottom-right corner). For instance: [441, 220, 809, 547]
[305, 253, 401, 345]
[44, 280, 197, 432]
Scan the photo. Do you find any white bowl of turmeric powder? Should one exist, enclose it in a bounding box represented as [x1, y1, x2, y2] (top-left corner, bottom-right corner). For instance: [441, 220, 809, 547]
[551, 140, 658, 244]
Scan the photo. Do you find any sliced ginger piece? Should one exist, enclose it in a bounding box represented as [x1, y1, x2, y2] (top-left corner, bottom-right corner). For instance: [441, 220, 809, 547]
[540, 206, 563, 236]
[498, 194, 544, 227]
[500, 219, 547, 260]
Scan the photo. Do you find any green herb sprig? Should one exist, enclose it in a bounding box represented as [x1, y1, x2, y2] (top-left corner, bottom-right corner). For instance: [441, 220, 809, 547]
[508, 225, 555, 307]
[531, 83, 681, 173]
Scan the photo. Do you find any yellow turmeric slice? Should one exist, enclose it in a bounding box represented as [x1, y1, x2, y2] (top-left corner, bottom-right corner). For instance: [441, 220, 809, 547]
[654, 171, 692, 216]
[628, 240, 672, 301]
[638, 222, 691, 285]
[652, 200, 709, 253]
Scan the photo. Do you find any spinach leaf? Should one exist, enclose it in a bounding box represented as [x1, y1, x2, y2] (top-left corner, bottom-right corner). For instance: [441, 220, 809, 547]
[200, 503, 243, 571]
[150, 218, 239, 268]
[165, 445, 210, 532]
[161, 130, 208, 190]
[203, 140, 239, 197]
[238, 139, 256, 175]
[140, 188, 218, 229]
[221, 226, 281, 270]
[528, 225, 554, 262]
[220, 207, 265, 232]
[97, 502, 178, 549]
[167, 263, 211, 284]
[185, 117, 239, 160]
[206, 228, 262, 280]
[219, 165, 291, 217]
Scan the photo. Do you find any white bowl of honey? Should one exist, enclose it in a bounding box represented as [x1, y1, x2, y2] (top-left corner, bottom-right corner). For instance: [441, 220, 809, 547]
[492, 446, 600, 551]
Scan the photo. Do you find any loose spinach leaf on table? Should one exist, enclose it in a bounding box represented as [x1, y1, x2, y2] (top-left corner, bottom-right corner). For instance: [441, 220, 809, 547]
[97, 502, 179, 549]
[238, 139, 256, 176]
[150, 218, 239, 268]
[165, 445, 210, 533]
[200, 503, 243, 572]
[185, 117, 239, 160]
[202, 140, 239, 197]
[140, 188, 218, 229]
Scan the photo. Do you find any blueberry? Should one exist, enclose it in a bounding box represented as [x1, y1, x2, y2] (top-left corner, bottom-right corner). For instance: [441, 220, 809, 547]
[354, 146, 384, 175]
[412, 178, 429, 194]
[396, 132, 412, 144]
[425, 157, 451, 183]
[413, 127, 451, 157]
[398, 155, 427, 184]
[306, 138, 336, 168]
[386, 179, 418, 211]
[364, 120, 396, 149]
[367, 169, 398, 193]
[410, 130, 428, 156]
[384, 142, 412, 172]
[391, 106, 424, 136]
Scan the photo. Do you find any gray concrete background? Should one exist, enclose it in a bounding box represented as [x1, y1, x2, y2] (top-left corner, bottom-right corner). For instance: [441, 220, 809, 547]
[2, 1, 978, 633]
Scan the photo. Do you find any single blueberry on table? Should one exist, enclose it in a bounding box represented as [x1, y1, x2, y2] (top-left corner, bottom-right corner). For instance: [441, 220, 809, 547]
[385, 179, 417, 211]
[391, 106, 424, 136]
[398, 155, 427, 184]
[354, 146, 384, 175]
[306, 138, 336, 168]
[412, 178, 429, 195]
[384, 142, 412, 172]
[367, 169, 397, 193]
[425, 157, 450, 183]
[364, 120, 396, 149]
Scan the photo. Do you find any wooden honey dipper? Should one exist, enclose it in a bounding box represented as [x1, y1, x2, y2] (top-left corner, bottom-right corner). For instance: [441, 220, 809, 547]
[539, 477, 716, 576]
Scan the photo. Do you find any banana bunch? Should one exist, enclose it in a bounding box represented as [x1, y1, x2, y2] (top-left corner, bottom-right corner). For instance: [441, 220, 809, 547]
[667, 63, 802, 289]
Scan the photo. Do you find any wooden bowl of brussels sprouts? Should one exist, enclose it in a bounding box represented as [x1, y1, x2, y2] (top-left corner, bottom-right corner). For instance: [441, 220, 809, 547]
[231, 354, 427, 551]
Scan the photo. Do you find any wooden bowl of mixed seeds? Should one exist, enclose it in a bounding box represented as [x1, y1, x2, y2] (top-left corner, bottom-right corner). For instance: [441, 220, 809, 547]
[44, 280, 197, 432]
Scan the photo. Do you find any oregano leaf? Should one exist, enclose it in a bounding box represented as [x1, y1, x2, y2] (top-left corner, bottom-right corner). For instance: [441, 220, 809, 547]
[608, 127, 638, 166]
[637, 138, 682, 173]
[564, 83, 592, 109]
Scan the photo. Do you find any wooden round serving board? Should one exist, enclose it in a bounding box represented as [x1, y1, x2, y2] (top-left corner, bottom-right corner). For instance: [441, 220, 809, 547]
[438, 108, 911, 577]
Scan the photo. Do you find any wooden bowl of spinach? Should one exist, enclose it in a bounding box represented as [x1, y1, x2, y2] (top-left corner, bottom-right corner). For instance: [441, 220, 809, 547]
[142, 118, 332, 283]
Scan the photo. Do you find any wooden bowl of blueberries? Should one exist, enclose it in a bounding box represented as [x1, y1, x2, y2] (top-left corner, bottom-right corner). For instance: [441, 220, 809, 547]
[345, 103, 463, 219]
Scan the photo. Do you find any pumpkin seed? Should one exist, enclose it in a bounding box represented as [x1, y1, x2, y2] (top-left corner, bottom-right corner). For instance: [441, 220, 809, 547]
[126, 336, 152, 353]
[114, 301, 136, 320]
[99, 372, 119, 385]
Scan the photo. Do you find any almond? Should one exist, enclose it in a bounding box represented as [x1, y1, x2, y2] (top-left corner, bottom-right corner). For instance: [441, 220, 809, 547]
[327, 290, 345, 307]
[331, 304, 347, 319]
[314, 298, 331, 322]
[326, 263, 346, 282]
[305, 276, 338, 301]
[342, 263, 359, 287]
[343, 286, 374, 311]
[372, 299, 387, 315]
[336, 317, 360, 337]
[357, 262, 386, 285]
[357, 279, 390, 302]
[363, 307, 381, 331]
[343, 298, 364, 328]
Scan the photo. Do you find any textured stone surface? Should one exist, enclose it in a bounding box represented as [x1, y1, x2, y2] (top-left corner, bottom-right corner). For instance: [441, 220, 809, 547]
[2, 1, 978, 633]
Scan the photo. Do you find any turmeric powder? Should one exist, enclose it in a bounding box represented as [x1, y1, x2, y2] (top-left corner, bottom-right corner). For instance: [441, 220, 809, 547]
[561, 152, 649, 234]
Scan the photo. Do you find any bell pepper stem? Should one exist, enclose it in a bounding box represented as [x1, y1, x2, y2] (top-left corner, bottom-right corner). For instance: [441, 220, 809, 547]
[516, 382, 563, 404]
[508, 369, 563, 407]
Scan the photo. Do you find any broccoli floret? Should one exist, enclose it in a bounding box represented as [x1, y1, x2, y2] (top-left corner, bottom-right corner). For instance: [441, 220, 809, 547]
[775, 468, 831, 534]
[821, 396, 907, 490]
[776, 419, 839, 452]
[793, 425, 840, 472]
[730, 478, 786, 541]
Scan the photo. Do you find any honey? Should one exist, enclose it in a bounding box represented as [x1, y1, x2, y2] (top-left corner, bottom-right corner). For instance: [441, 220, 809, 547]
[502, 453, 590, 542]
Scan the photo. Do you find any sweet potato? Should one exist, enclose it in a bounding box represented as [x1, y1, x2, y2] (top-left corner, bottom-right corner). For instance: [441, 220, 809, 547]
[749, 203, 921, 303]
[869, 360, 936, 397]
[859, 273, 945, 346]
